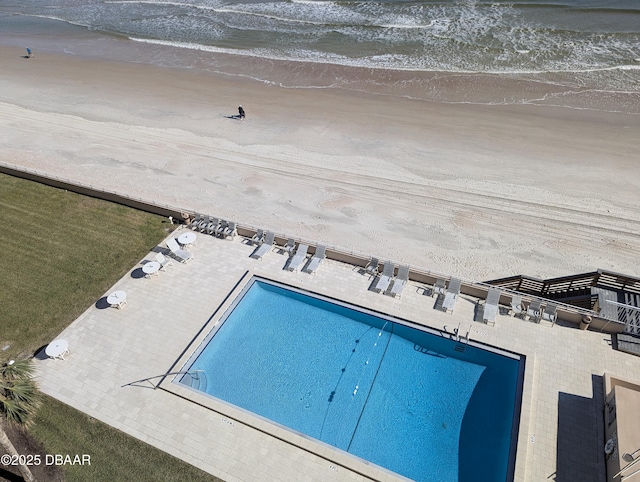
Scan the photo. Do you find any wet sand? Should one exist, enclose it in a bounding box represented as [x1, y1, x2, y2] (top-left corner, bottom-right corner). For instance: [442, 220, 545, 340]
[1, 45, 639, 280]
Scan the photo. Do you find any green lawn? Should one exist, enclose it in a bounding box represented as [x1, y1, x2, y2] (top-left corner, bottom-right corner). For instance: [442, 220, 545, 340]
[0, 173, 169, 360]
[0, 173, 222, 482]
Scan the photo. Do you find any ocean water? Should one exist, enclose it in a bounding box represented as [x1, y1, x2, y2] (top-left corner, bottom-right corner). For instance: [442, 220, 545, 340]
[1, 0, 639, 111]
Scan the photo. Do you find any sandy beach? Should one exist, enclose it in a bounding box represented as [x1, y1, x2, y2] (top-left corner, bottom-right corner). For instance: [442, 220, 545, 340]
[1, 45, 639, 281]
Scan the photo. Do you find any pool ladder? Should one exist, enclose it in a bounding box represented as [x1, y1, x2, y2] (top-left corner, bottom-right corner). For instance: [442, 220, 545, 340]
[454, 324, 471, 353]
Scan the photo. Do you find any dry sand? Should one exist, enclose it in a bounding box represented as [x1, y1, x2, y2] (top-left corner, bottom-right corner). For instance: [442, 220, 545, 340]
[1, 46, 639, 281]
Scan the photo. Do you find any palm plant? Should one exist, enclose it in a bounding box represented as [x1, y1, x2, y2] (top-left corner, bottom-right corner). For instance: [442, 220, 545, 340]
[0, 359, 42, 482]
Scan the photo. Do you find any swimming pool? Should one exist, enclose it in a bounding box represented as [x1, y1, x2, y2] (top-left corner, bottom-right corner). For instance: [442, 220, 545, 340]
[177, 278, 524, 482]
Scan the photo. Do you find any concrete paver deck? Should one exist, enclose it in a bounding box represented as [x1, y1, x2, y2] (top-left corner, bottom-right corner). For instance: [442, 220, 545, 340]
[36, 227, 640, 481]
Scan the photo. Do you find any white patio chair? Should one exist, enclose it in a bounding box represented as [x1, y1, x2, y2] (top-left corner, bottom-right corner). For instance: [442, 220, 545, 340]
[155, 253, 173, 270]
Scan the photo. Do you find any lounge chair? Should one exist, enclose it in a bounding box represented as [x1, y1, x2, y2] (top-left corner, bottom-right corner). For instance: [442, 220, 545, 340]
[482, 288, 501, 325]
[251, 229, 265, 245]
[510, 295, 524, 317]
[527, 299, 542, 322]
[432, 278, 446, 298]
[541, 303, 558, 324]
[442, 278, 461, 313]
[206, 217, 220, 235]
[213, 220, 227, 237]
[190, 213, 204, 230]
[155, 253, 173, 271]
[303, 245, 326, 274]
[390, 265, 409, 298]
[288, 243, 309, 272]
[198, 215, 210, 233]
[281, 238, 295, 255]
[250, 231, 275, 260]
[222, 221, 237, 239]
[364, 257, 380, 278]
[375, 262, 395, 293]
[166, 238, 194, 263]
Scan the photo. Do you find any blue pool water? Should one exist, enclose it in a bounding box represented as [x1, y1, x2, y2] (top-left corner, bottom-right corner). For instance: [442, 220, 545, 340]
[179, 279, 523, 482]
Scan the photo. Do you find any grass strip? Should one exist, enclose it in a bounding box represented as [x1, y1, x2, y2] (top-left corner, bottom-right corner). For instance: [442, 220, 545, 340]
[31, 395, 222, 482]
[0, 172, 169, 359]
[0, 172, 222, 481]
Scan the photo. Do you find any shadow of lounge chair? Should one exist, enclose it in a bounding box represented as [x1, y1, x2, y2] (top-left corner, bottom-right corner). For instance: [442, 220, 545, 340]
[482, 288, 501, 325]
[442, 278, 461, 313]
[375, 262, 395, 294]
[250, 231, 275, 260]
[389, 265, 409, 298]
[288, 243, 309, 272]
[303, 245, 326, 274]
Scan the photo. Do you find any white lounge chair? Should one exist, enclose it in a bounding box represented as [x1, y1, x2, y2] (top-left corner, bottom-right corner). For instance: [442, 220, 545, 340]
[482, 288, 501, 325]
[190, 213, 204, 230]
[198, 215, 210, 233]
[222, 221, 237, 239]
[442, 278, 461, 313]
[541, 303, 558, 324]
[206, 217, 220, 235]
[251, 229, 265, 245]
[155, 253, 173, 271]
[375, 262, 395, 293]
[390, 265, 409, 298]
[527, 299, 542, 322]
[214, 220, 228, 237]
[364, 257, 380, 278]
[510, 295, 524, 317]
[250, 231, 275, 260]
[288, 243, 309, 272]
[166, 238, 194, 263]
[303, 245, 326, 274]
[281, 238, 295, 255]
[432, 278, 446, 298]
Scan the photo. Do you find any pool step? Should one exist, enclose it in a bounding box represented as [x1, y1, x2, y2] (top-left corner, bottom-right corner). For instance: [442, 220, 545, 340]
[454, 343, 466, 353]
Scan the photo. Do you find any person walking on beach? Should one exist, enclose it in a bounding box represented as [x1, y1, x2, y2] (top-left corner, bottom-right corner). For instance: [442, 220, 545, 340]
[26, 47, 33, 58]
[238, 105, 245, 121]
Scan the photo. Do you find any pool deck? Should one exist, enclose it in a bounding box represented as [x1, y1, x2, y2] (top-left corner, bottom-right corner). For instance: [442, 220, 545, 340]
[36, 227, 640, 482]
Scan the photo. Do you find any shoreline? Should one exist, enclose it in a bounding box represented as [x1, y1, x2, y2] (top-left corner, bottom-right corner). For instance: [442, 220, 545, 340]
[2, 14, 640, 114]
[1, 43, 639, 280]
